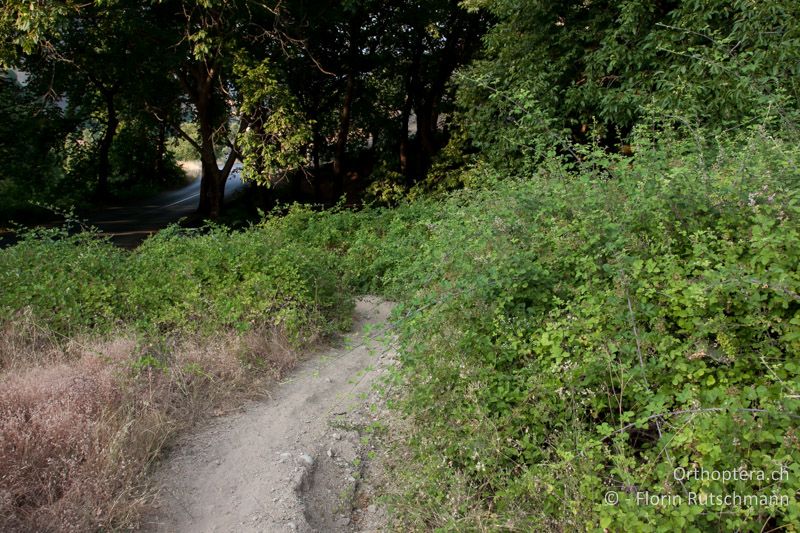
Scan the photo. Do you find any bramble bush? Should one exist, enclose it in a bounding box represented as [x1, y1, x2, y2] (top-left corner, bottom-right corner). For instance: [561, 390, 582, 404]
[0, 221, 353, 345]
[355, 128, 800, 531]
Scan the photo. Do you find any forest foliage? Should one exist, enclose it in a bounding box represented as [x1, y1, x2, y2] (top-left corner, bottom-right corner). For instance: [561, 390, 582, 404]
[1, 0, 799, 531]
[1, 0, 486, 219]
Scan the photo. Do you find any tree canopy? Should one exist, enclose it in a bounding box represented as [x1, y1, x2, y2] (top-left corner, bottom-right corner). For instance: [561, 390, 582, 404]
[458, 0, 800, 167]
[1, 0, 487, 218]
[1, 0, 797, 217]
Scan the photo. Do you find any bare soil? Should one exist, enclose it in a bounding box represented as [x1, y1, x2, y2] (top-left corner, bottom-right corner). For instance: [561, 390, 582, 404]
[144, 297, 395, 533]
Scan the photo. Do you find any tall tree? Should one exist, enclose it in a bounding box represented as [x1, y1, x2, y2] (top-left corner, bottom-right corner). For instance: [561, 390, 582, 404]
[149, 0, 311, 217]
[275, 0, 487, 197]
[2, 1, 187, 201]
[0, 71, 67, 221]
[12, 3, 151, 198]
[395, 0, 487, 181]
[457, 0, 800, 167]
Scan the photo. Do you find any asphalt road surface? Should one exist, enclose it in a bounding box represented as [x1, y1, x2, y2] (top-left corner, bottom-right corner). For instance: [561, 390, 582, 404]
[89, 164, 247, 248]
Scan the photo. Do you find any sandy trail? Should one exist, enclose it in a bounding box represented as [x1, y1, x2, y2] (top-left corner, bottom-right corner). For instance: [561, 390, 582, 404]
[145, 297, 395, 533]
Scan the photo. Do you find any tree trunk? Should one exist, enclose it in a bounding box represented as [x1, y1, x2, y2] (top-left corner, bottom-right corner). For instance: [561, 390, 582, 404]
[197, 156, 221, 219]
[193, 65, 227, 219]
[417, 106, 436, 159]
[312, 124, 321, 173]
[311, 125, 323, 201]
[333, 71, 355, 201]
[332, 17, 362, 203]
[400, 33, 423, 182]
[154, 121, 166, 182]
[97, 92, 118, 200]
[198, 149, 222, 218]
[399, 92, 412, 178]
[406, 11, 480, 182]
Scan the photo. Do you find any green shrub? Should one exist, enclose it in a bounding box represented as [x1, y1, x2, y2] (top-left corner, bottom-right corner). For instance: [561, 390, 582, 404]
[375, 129, 800, 531]
[0, 221, 354, 347]
[0, 226, 125, 333]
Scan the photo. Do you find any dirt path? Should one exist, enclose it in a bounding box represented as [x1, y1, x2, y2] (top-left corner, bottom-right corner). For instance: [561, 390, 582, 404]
[144, 297, 395, 533]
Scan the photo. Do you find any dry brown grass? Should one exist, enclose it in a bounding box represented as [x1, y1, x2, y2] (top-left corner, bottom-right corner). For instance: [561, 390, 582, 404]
[0, 320, 306, 532]
[0, 309, 80, 371]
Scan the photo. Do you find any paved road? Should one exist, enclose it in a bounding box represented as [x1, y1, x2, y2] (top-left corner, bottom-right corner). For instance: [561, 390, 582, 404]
[89, 164, 247, 248]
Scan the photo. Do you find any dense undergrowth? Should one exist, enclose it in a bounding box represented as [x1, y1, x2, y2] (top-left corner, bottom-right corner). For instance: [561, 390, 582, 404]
[330, 128, 799, 531]
[368, 130, 800, 531]
[1, 128, 799, 531]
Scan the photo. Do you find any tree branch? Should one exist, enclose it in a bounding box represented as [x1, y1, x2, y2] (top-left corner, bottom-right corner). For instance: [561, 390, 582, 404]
[171, 123, 202, 153]
[145, 103, 201, 153]
[220, 116, 250, 177]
